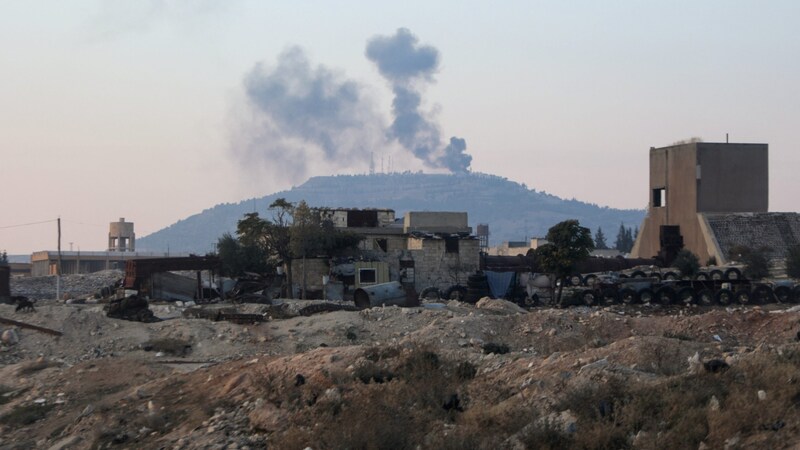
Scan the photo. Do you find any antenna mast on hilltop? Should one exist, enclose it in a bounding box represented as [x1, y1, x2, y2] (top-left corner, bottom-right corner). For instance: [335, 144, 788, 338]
[369, 152, 375, 175]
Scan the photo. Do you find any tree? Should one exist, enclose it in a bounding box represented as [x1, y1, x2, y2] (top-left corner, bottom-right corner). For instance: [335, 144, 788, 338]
[594, 227, 608, 250]
[535, 220, 594, 304]
[221, 200, 295, 297]
[787, 245, 800, 279]
[614, 223, 634, 253]
[290, 201, 321, 299]
[728, 245, 770, 280]
[216, 232, 270, 277]
[671, 249, 700, 278]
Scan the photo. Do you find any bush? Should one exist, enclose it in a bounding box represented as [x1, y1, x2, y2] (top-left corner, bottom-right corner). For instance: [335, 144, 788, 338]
[729, 246, 771, 280]
[786, 245, 800, 279]
[0, 404, 54, 427]
[672, 249, 700, 277]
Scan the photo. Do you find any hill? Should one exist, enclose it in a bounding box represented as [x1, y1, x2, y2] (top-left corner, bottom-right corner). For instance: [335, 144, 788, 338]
[137, 172, 644, 253]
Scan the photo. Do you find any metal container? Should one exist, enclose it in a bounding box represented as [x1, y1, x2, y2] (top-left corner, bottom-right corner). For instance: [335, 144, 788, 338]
[353, 281, 409, 309]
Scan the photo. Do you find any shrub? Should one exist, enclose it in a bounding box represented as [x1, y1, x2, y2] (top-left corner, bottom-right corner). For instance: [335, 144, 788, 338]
[672, 249, 700, 277]
[786, 244, 800, 279]
[729, 245, 771, 280]
[0, 404, 54, 427]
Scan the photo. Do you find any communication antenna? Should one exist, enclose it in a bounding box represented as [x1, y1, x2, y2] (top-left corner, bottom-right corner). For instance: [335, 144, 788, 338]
[369, 152, 375, 175]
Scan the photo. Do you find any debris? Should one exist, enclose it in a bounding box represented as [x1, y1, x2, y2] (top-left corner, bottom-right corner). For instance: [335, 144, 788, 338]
[703, 359, 730, 373]
[1, 328, 19, 345]
[481, 342, 510, 354]
[105, 295, 159, 323]
[0, 317, 62, 337]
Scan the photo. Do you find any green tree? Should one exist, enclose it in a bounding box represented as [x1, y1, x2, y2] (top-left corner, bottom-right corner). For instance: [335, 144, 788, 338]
[614, 223, 634, 253]
[224, 199, 295, 297]
[729, 245, 770, 280]
[216, 232, 270, 277]
[671, 249, 700, 278]
[535, 220, 594, 303]
[594, 227, 608, 250]
[787, 245, 800, 279]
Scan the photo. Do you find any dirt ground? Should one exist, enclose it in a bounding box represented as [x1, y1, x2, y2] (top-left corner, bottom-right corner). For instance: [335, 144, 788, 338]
[2, 273, 800, 449]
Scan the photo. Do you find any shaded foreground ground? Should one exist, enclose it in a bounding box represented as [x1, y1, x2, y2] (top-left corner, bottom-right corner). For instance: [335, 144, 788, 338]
[2, 273, 800, 449]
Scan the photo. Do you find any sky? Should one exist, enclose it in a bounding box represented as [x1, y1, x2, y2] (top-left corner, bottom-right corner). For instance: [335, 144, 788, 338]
[1, 0, 798, 254]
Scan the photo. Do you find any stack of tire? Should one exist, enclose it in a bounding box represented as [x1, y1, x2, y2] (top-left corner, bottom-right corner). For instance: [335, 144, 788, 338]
[465, 273, 490, 304]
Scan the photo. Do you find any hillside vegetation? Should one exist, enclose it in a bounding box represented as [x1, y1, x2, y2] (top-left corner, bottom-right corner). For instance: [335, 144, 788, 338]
[138, 172, 644, 253]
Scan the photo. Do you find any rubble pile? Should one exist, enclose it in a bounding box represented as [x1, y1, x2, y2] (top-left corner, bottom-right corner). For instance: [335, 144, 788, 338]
[0, 271, 798, 448]
[9, 270, 123, 301]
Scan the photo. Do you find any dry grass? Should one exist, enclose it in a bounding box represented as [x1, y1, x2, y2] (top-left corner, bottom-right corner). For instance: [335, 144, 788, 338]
[16, 358, 61, 376]
[259, 342, 800, 449]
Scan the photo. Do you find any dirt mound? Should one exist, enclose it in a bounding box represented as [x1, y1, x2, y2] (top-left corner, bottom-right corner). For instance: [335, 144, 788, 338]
[1, 273, 799, 448]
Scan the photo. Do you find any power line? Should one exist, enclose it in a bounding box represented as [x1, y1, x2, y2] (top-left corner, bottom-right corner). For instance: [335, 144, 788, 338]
[61, 219, 106, 228]
[0, 219, 57, 230]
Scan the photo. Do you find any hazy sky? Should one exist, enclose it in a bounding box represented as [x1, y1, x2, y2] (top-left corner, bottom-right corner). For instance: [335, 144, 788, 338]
[2, 1, 798, 254]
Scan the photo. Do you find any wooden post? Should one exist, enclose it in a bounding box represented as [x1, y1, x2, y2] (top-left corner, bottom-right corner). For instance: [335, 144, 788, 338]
[196, 271, 203, 303]
[57, 217, 62, 301]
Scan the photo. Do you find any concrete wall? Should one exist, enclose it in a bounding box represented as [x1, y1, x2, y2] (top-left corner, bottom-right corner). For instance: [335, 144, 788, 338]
[320, 209, 396, 228]
[29, 251, 190, 277]
[359, 234, 407, 253]
[291, 258, 329, 295]
[696, 143, 768, 213]
[404, 212, 471, 234]
[408, 237, 480, 292]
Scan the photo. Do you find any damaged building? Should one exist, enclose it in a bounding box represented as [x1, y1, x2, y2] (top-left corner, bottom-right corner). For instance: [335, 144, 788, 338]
[631, 141, 800, 267]
[292, 209, 480, 297]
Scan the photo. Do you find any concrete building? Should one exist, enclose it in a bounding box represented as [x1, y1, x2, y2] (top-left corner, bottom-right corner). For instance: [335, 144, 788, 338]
[30, 251, 190, 277]
[629, 141, 798, 265]
[487, 238, 549, 256]
[314, 208, 480, 293]
[108, 218, 135, 252]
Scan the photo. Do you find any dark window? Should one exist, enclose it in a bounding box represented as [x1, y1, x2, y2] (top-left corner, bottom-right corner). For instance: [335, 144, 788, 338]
[653, 188, 666, 207]
[445, 237, 459, 254]
[347, 210, 379, 227]
[359, 268, 377, 284]
[375, 238, 388, 252]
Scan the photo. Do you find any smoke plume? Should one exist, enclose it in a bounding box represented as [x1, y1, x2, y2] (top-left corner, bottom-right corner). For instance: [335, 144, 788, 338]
[233, 47, 386, 182]
[233, 28, 471, 181]
[366, 28, 471, 173]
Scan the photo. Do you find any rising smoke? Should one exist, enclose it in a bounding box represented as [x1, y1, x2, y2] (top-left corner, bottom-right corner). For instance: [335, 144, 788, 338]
[233, 47, 386, 182]
[366, 28, 472, 173]
[233, 28, 471, 181]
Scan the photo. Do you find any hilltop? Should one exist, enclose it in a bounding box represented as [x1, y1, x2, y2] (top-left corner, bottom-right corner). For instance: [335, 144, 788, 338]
[138, 172, 644, 253]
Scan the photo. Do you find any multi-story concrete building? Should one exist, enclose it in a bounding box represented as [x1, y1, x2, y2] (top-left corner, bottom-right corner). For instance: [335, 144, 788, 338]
[631, 141, 800, 266]
[304, 208, 480, 294]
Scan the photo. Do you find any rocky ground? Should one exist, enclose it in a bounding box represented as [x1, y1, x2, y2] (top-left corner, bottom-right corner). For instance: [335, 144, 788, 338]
[1, 273, 800, 449]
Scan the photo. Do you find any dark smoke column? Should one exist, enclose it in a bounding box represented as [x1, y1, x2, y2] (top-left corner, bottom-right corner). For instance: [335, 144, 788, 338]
[366, 28, 472, 173]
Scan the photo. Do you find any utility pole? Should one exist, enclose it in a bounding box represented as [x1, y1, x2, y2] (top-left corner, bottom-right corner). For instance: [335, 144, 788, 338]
[57, 217, 62, 300]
